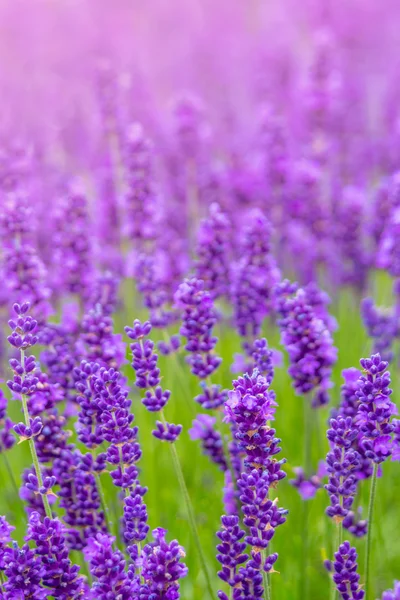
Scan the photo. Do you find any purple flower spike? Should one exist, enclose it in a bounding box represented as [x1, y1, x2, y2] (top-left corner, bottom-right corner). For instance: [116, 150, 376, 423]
[225, 370, 281, 472]
[140, 527, 188, 598]
[3, 543, 47, 599]
[27, 512, 86, 598]
[84, 533, 134, 598]
[356, 354, 396, 464]
[195, 202, 232, 300]
[325, 416, 360, 522]
[152, 421, 182, 442]
[274, 280, 337, 406]
[175, 277, 222, 379]
[232, 208, 280, 338]
[332, 541, 364, 599]
[14, 416, 43, 442]
[216, 515, 247, 591]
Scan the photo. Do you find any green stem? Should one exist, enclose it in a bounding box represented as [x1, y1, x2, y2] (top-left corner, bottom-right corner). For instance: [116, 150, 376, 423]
[20, 349, 52, 519]
[330, 523, 341, 600]
[2, 452, 20, 503]
[300, 398, 312, 599]
[162, 412, 214, 600]
[261, 550, 271, 600]
[365, 463, 378, 600]
[95, 472, 112, 534]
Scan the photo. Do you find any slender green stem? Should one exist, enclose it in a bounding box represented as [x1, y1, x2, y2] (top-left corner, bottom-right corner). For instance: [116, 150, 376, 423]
[330, 523, 341, 600]
[365, 463, 378, 600]
[300, 398, 312, 599]
[95, 472, 112, 534]
[261, 550, 271, 600]
[19, 349, 52, 519]
[161, 412, 213, 600]
[2, 452, 20, 503]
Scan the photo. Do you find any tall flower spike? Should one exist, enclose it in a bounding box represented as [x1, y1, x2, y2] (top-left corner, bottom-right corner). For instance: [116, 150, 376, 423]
[139, 527, 188, 599]
[3, 542, 47, 599]
[274, 279, 337, 407]
[325, 416, 360, 522]
[7, 302, 55, 515]
[232, 208, 280, 339]
[84, 533, 134, 599]
[26, 511, 86, 598]
[124, 122, 158, 247]
[194, 202, 232, 300]
[356, 354, 396, 464]
[331, 541, 364, 600]
[216, 515, 247, 596]
[125, 319, 181, 441]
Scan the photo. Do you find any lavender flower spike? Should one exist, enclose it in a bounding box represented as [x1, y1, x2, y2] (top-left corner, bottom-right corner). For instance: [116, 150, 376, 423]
[381, 581, 400, 600]
[331, 541, 364, 599]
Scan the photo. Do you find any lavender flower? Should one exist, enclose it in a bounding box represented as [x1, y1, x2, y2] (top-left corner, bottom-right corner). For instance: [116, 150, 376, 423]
[325, 416, 360, 522]
[232, 209, 280, 338]
[356, 354, 396, 463]
[225, 370, 280, 472]
[274, 280, 337, 406]
[139, 527, 188, 599]
[331, 541, 364, 599]
[84, 533, 134, 599]
[26, 511, 86, 598]
[216, 515, 247, 594]
[195, 203, 231, 300]
[3, 543, 47, 599]
[175, 277, 222, 379]
[125, 319, 181, 441]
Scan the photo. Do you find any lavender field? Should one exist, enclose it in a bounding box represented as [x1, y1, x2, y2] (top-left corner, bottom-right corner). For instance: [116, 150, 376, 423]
[0, 1, 399, 599]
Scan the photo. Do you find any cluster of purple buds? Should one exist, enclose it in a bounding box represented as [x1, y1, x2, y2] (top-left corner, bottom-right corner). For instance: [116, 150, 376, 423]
[124, 122, 157, 245]
[14, 416, 43, 443]
[325, 416, 360, 522]
[232, 208, 280, 339]
[84, 532, 134, 599]
[328, 541, 365, 599]
[7, 302, 39, 397]
[26, 511, 86, 597]
[122, 482, 149, 562]
[342, 509, 368, 538]
[125, 319, 181, 442]
[139, 527, 188, 599]
[74, 361, 141, 488]
[274, 279, 337, 407]
[175, 277, 222, 379]
[189, 414, 227, 471]
[0, 195, 50, 312]
[2, 541, 48, 599]
[225, 370, 281, 472]
[355, 354, 396, 463]
[195, 202, 232, 300]
[216, 515, 248, 596]
[54, 449, 107, 550]
[238, 468, 287, 554]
